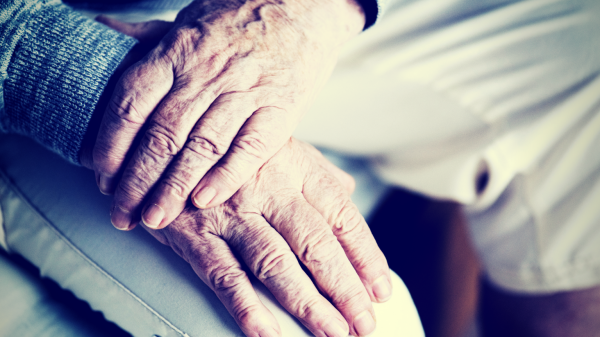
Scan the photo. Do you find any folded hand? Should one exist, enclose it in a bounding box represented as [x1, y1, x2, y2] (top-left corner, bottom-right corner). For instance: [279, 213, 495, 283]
[92, 0, 366, 231]
[146, 139, 391, 337]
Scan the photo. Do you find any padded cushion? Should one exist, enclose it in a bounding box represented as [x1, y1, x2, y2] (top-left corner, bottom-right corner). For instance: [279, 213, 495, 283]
[0, 134, 424, 337]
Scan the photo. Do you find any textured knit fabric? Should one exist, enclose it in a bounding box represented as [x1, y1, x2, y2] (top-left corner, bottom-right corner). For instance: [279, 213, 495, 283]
[0, 0, 136, 165]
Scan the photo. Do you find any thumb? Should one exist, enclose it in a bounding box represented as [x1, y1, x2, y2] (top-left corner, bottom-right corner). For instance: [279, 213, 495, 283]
[95, 15, 174, 44]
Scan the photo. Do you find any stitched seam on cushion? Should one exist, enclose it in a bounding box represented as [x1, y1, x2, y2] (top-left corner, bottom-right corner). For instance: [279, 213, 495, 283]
[0, 171, 188, 337]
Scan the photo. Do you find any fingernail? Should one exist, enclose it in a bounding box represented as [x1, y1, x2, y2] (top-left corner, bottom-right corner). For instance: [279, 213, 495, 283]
[353, 311, 376, 336]
[193, 186, 217, 208]
[324, 319, 348, 337]
[142, 204, 164, 229]
[372, 275, 392, 302]
[97, 174, 115, 195]
[258, 326, 280, 337]
[111, 206, 132, 230]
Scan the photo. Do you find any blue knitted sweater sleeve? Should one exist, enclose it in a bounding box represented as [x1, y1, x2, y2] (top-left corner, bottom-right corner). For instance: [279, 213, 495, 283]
[0, 0, 136, 165]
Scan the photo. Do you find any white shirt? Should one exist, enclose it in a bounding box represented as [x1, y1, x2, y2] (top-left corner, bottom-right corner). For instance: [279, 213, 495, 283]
[295, 0, 600, 292]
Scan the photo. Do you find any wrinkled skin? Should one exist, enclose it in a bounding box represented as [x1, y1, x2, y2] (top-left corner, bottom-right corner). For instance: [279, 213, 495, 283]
[84, 129, 391, 336]
[143, 139, 391, 336]
[82, 8, 387, 335]
[92, 0, 366, 231]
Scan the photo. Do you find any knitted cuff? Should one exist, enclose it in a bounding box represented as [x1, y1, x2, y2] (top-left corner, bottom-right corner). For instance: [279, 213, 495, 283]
[3, 2, 136, 165]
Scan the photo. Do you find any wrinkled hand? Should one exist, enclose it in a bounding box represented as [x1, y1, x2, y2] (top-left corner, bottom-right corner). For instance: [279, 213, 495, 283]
[79, 36, 388, 336]
[146, 138, 391, 337]
[92, 0, 366, 231]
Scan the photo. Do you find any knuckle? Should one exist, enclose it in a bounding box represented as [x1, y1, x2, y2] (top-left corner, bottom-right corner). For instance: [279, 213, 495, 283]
[233, 133, 270, 162]
[198, 207, 227, 234]
[116, 160, 163, 202]
[209, 265, 247, 294]
[159, 140, 222, 201]
[353, 242, 387, 275]
[234, 303, 264, 329]
[299, 228, 340, 266]
[254, 249, 296, 282]
[187, 134, 227, 161]
[294, 296, 323, 320]
[214, 163, 244, 188]
[106, 92, 146, 124]
[330, 285, 367, 309]
[161, 175, 192, 201]
[142, 125, 183, 160]
[117, 175, 148, 202]
[331, 200, 364, 235]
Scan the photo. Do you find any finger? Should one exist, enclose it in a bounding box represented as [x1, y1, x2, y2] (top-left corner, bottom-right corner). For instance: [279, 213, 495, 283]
[302, 155, 392, 305]
[140, 92, 258, 229]
[225, 214, 350, 337]
[95, 16, 174, 43]
[192, 107, 297, 209]
[175, 220, 281, 337]
[93, 53, 174, 195]
[110, 78, 222, 230]
[261, 193, 376, 336]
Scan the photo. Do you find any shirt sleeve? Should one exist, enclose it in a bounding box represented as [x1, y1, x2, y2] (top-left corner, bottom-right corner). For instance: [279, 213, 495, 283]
[0, 0, 136, 165]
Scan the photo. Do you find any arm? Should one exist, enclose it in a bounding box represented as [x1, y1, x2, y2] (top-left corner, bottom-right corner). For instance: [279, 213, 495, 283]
[0, 0, 136, 164]
[2, 2, 391, 335]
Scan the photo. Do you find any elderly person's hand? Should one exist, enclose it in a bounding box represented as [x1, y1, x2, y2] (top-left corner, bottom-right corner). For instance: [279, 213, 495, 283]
[146, 138, 391, 337]
[85, 132, 392, 336]
[91, 0, 366, 231]
[81, 36, 389, 335]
